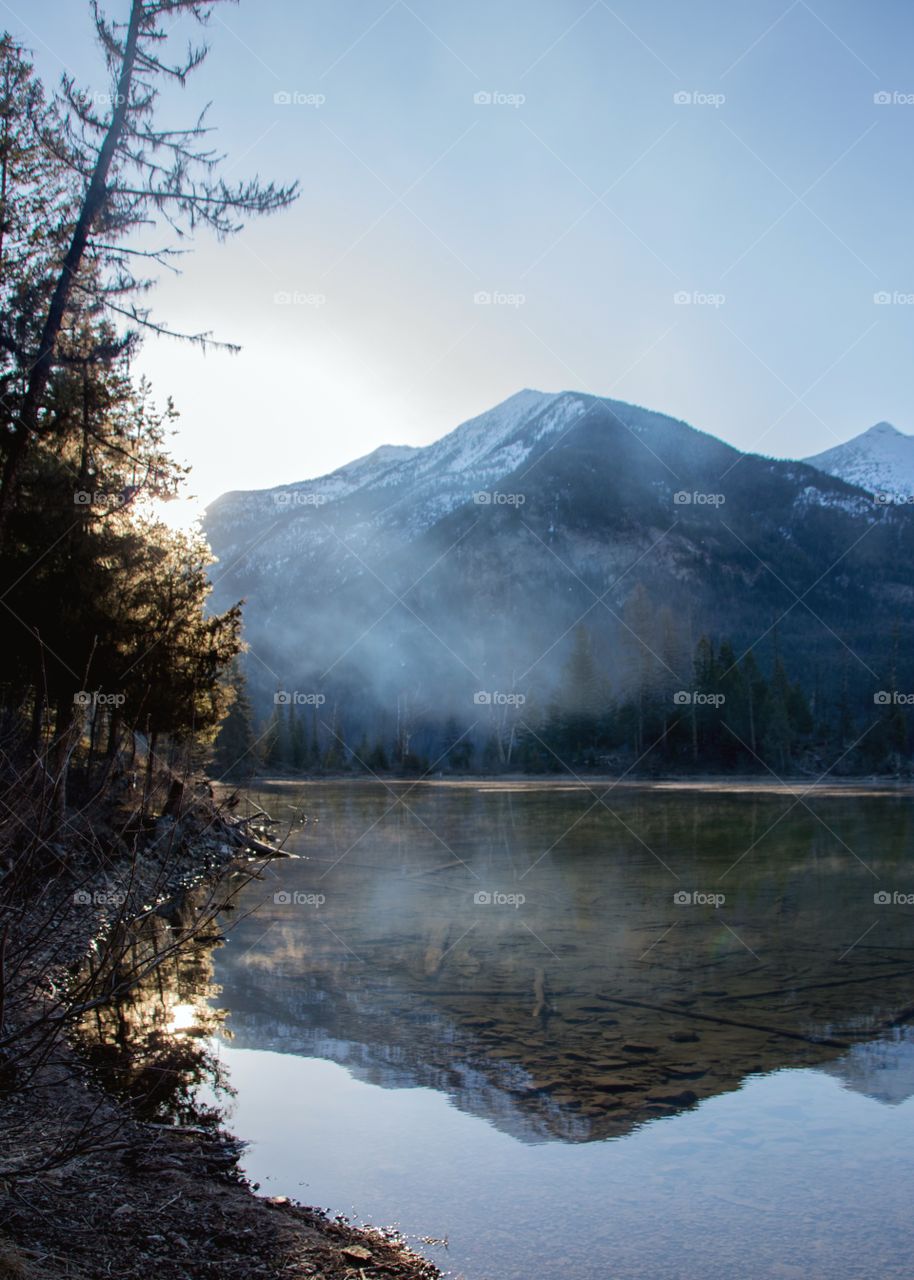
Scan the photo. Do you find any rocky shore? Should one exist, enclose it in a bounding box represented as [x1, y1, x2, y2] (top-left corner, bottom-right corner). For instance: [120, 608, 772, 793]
[0, 773, 440, 1280]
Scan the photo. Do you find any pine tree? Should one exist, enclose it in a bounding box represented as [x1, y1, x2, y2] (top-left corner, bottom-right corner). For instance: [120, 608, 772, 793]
[288, 705, 308, 772]
[547, 624, 610, 763]
[368, 740, 390, 771]
[263, 702, 287, 772]
[213, 662, 257, 779]
[622, 585, 667, 753]
[0, 5, 298, 532]
[763, 645, 793, 773]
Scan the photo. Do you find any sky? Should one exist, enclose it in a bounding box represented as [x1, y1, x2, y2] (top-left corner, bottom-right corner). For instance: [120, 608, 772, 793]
[5, 0, 914, 510]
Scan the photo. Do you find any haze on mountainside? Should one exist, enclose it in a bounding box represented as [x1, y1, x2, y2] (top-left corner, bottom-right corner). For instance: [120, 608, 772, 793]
[206, 390, 914, 777]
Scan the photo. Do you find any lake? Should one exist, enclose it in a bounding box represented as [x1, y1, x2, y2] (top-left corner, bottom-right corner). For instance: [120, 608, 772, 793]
[206, 779, 914, 1279]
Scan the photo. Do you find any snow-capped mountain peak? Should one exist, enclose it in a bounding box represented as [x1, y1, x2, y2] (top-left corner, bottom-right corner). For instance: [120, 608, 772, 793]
[206, 389, 580, 535]
[804, 421, 914, 498]
[863, 421, 904, 438]
[204, 388, 914, 746]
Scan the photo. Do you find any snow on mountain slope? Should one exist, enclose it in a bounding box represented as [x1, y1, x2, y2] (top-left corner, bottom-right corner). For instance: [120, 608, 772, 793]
[203, 389, 914, 732]
[299, 387, 570, 516]
[206, 387, 871, 579]
[804, 422, 914, 499]
[206, 389, 576, 539]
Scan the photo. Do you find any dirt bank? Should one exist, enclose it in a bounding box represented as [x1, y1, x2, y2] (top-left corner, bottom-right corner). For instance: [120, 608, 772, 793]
[0, 773, 440, 1280]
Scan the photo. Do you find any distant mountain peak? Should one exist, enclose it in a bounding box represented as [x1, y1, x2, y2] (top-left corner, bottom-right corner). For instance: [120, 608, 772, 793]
[365, 443, 420, 462]
[804, 420, 914, 497]
[864, 421, 905, 437]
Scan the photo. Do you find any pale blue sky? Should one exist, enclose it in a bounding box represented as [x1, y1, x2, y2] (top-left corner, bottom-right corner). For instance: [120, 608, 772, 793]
[6, 0, 914, 504]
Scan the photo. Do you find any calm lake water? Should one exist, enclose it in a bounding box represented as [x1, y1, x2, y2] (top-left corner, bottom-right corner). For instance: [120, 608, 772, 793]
[206, 780, 914, 1280]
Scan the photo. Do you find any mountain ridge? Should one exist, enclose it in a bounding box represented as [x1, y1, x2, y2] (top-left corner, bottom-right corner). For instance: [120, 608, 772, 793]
[208, 395, 913, 519]
[203, 389, 914, 763]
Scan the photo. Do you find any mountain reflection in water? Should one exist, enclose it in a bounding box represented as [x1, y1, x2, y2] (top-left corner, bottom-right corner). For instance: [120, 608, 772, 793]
[211, 781, 914, 1144]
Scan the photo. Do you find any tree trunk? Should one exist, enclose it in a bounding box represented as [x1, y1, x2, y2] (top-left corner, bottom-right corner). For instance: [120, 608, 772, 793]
[0, 0, 144, 534]
[143, 730, 158, 813]
[49, 697, 79, 832]
[106, 709, 121, 758]
[28, 689, 44, 756]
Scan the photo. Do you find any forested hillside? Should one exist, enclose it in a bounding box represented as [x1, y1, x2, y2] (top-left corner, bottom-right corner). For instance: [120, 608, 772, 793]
[207, 392, 914, 778]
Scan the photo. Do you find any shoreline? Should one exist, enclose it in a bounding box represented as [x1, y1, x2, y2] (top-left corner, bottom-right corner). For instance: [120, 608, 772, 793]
[0, 777, 441, 1280]
[4, 769, 908, 1277]
[232, 772, 914, 796]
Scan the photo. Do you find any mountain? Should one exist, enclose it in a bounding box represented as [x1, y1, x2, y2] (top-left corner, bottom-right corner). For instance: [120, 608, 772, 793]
[824, 1038, 914, 1107]
[207, 388, 572, 539]
[804, 422, 914, 500]
[204, 390, 914, 755]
